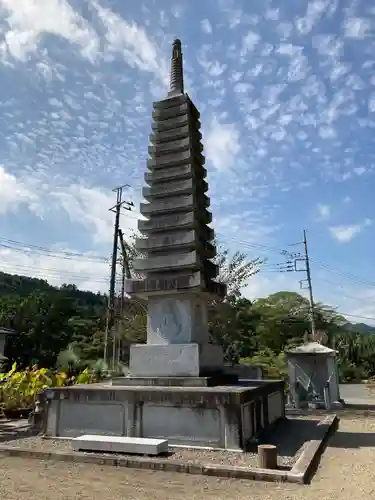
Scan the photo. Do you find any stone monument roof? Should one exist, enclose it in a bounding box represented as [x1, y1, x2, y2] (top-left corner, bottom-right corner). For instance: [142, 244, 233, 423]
[286, 341, 336, 355]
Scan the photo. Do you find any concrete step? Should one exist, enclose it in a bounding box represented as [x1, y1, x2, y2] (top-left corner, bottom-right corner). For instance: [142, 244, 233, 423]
[72, 435, 169, 456]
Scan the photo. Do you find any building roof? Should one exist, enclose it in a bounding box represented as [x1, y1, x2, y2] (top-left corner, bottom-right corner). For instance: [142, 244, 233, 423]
[286, 342, 336, 355]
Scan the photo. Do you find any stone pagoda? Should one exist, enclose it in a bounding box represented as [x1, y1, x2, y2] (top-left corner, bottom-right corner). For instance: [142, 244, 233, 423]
[127, 38, 226, 379]
[42, 40, 285, 451]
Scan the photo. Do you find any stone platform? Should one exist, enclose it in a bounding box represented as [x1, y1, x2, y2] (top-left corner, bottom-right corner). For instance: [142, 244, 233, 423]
[41, 379, 285, 451]
[111, 374, 239, 387]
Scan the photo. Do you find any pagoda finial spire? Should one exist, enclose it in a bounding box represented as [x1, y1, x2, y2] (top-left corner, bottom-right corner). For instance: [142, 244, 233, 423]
[168, 38, 184, 96]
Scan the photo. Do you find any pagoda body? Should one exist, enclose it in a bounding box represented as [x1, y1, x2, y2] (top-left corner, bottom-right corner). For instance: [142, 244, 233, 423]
[127, 39, 226, 378]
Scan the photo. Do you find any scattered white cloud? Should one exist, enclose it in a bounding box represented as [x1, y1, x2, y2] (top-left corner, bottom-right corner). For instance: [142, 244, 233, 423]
[354, 166, 366, 176]
[344, 288, 375, 326]
[52, 184, 139, 246]
[319, 125, 336, 139]
[201, 19, 213, 34]
[0, 0, 99, 63]
[330, 218, 372, 243]
[0, 162, 140, 246]
[0, 166, 38, 214]
[369, 93, 375, 112]
[204, 117, 241, 171]
[0, 244, 110, 293]
[316, 203, 331, 219]
[93, 1, 169, 85]
[342, 17, 371, 40]
[241, 272, 299, 301]
[241, 31, 261, 55]
[0, 177, 142, 290]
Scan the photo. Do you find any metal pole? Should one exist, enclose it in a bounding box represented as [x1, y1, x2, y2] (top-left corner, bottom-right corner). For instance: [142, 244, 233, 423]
[117, 229, 132, 366]
[103, 185, 133, 366]
[303, 229, 316, 340]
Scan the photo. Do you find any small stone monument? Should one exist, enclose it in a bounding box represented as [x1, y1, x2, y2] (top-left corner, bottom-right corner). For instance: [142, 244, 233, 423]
[128, 38, 226, 379]
[286, 342, 343, 409]
[0, 327, 16, 362]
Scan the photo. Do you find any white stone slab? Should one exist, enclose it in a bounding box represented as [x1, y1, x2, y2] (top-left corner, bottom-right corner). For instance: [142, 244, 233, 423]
[72, 435, 168, 455]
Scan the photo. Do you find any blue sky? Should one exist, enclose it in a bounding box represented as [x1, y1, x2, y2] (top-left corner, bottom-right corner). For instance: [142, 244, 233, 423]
[0, 0, 374, 323]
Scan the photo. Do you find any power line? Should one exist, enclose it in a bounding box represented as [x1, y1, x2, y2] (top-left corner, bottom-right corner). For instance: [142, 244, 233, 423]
[0, 239, 109, 263]
[0, 264, 110, 283]
[335, 311, 375, 322]
[312, 259, 375, 288]
[105, 212, 375, 290]
[3, 219, 375, 316]
[318, 277, 375, 304]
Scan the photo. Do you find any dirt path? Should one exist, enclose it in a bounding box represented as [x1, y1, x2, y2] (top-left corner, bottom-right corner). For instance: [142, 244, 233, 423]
[1, 417, 375, 500]
[340, 384, 375, 405]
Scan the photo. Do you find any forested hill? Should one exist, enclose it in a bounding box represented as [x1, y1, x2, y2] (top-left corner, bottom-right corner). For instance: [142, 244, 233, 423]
[1, 270, 375, 376]
[0, 271, 107, 368]
[0, 271, 53, 296]
[0, 271, 106, 304]
[1, 271, 374, 335]
[344, 322, 375, 335]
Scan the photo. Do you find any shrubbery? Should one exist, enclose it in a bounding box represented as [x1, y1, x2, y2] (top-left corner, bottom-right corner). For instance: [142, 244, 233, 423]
[0, 362, 103, 413]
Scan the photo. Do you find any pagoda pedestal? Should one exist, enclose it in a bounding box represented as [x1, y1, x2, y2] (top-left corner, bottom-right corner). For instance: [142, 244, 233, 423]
[129, 342, 224, 377]
[128, 292, 223, 377]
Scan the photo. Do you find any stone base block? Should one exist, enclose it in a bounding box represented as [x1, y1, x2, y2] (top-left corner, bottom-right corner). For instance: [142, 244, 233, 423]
[43, 379, 285, 451]
[129, 343, 223, 377]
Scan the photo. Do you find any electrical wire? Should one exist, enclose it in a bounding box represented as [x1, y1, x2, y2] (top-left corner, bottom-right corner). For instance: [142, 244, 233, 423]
[0, 238, 109, 263]
[2, 223, 375, 323]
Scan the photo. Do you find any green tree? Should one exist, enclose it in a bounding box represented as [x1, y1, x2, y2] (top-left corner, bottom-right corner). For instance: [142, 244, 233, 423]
[249, 291, 310, 352]
[0, 272, 107, 369]
[213, 246, 263, 297]
[209, 295, 258, 362]
[249, 291, 347, 353]
[3, 290, 77, 367]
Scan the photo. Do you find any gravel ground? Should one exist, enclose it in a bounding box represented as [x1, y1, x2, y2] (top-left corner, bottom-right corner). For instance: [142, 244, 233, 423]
[0, 435, 293, 468]
[0, 416, 321, 468]
[1, 417, 375, 499]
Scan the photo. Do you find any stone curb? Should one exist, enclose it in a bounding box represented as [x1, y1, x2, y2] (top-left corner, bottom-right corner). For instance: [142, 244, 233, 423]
[0, 446, 289, 482]
[0, 415, 338, 484]
[288, 414, 339, 484]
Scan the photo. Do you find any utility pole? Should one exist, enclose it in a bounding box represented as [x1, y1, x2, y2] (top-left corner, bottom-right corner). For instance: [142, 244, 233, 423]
[118, 229, 132, 279]
[103, 185, 133, 366]
[303, 229, 316, 340]
[117, 229, 132, 365]
[293, 230, 316, 340]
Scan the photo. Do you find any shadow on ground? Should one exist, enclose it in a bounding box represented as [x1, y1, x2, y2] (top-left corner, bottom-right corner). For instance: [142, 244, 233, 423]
[328, 428, 375, 449]
[0, 419, 37, 444]
[252, 418, 322, 457]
